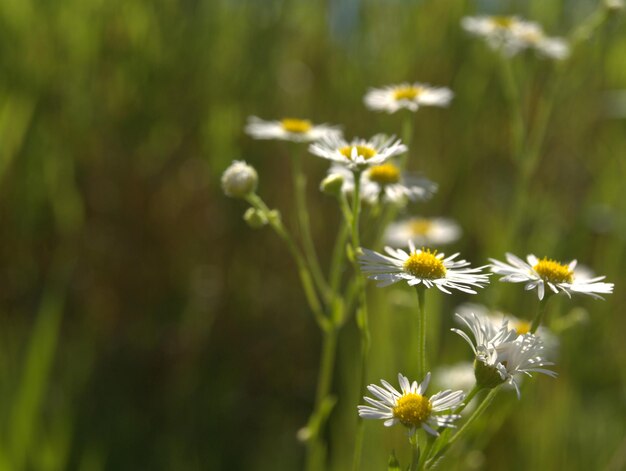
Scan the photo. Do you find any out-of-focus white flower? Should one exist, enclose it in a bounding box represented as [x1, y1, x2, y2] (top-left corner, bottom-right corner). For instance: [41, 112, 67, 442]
[605, 0, 624, 11]
[461, 15, 569, 60]
[245, 116, 341, 143]
[359, 241, 490, 294]
[309, 134, 407, 171]
[326, 163, 437, 205]
[490, 253, 614, 300]
[364, 82, 453, 113]
[358, 372, 465, 436]
[384, 217, 461, 248]
[221, 160, 258, 198]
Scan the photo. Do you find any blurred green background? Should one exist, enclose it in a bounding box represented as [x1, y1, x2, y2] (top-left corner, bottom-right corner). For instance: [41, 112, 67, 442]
[0, 0, 625, 469]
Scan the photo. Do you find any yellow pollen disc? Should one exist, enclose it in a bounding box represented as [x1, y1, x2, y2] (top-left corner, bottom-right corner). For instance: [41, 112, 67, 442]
[409, 218, 433, 236]
[403, 248, 446, 279]
[339, 145, 377, 160]
[393, 393, 432, 427]
[280, 118, 312, 134]
[492, 16, 515, 28]
[368, 164, 401, 184]
[533, 257, 573, 284]
[513, 320, 531, 335]
[393, 86, 422, 101]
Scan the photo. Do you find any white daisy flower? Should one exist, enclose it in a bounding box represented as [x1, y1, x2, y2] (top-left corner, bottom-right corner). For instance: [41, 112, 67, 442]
[244, 116, 341, 143]
[308, 134, 407, 170]
[452, 311, 557, 397]
[358, 372, 464, 436]
[364, 82, 453, 113]
[456, 302, 559, 356]
[489, 253, 614, 300]
[326, 163, 437, 205]
[461, 15, 569, 60]
[384, 217, 461, 248]
[358, 241, 490, 294]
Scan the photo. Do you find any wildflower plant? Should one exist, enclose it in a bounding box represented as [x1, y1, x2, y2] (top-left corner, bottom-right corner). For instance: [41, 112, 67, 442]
[221, 3, 618, 469]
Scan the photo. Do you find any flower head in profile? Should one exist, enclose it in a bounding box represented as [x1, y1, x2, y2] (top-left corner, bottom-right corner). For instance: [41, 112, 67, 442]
[245, 116, 341, 143]
[490, 253, 614, 300]
[385, 217, 461, 248]
[364, 82, 453, 113]
[358, 372, 464, 436]
[309, 134, 407, 170]
[461, 15, 569, 60]
[358, 241, 490, 294]
[456, 302, 559, 355]
[326, 163, 437, 206]
[452, 311, 556, 397]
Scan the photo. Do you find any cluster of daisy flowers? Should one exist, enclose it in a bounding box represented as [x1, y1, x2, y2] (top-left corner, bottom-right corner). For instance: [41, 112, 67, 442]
[462, 15, 570, 59]
[221, 8, 618, 469]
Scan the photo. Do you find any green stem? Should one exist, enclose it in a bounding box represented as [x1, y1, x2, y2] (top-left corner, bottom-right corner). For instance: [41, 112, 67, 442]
[328, 223, 349, 293]
[415, 286, 427, 380]
[424, 384, 482, 465]
[351, 170, 363, 250]
[426, 388, 499, 469]
[409, 433, 420, 471]
[291, 149, 331, 303]
[350, 168, 371, 471]
[305, 327, 339, 471]
[499, 54, 525, 162]
[530, 295, 549, 334]
[246, 194, 328, 330]
[400, 113, 414, 170]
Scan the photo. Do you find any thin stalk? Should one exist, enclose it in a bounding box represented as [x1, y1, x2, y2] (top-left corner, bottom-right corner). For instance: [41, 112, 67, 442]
[424, 384, 482, 466]
[350, 168, 371, 471]
[409, 433, 420, 471]
[328, 221, 350, 295]
[246, 194, 328, 330]
[499, 55, 525, 162]
[415, 286, 427, 380]
[426, 388, 499, 469]
[291, 148, 331, 303]
[305, 326, 339, 471]
[530, 296, 549, 334]
[400, 113, 414, 170]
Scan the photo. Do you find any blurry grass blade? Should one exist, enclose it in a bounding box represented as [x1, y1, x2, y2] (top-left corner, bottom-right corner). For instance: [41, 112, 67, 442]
[0, 94, 36, 182]
[9, 285, 65, 470]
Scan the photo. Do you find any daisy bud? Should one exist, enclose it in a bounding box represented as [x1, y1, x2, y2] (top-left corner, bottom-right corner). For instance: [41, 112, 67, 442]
[221, 160, 258, 198]
[243, 207, 267, 228]
[320, 173, 344, 197]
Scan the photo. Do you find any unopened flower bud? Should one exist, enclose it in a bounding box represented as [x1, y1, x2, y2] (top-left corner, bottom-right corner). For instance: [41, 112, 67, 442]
[221, 160, 258, 198]
[243, 207, 268, 228]
[320, 173, 344, 197]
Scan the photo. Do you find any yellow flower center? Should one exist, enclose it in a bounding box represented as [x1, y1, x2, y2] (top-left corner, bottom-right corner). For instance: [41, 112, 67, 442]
[339, 145, 377, 160]
[409, 218, 433, 236]
[492, 16, 515, 28]
[403, 248, 447, 279]
[368, 164, 401, 184]
[393, 393, 432, 427]
[393, 86, 422, 101]
[533, 257, 573, 284]
[513, 320, 531, 335]
[281, 118, 312, 134]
